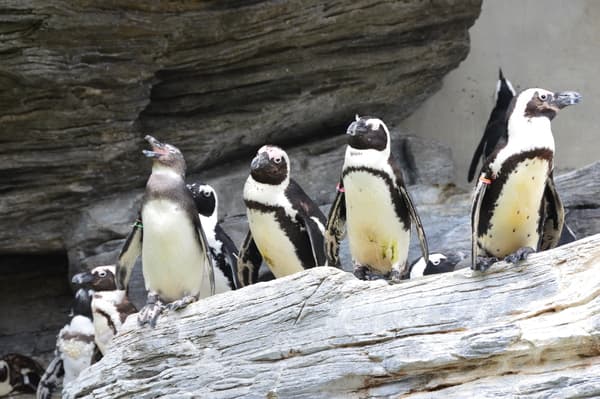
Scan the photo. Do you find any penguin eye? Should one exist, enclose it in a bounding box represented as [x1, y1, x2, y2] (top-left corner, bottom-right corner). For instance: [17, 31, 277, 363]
[433, 260, 440, 266]
[98, 271, 107, 278]
[539, 93, 548, 101]
[202, 191, 211, 198]
[273, 156, 282, 164]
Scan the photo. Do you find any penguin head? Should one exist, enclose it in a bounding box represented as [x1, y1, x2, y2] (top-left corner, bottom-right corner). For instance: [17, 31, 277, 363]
[346, 115, 390, 152]
[143, 135, 187, 177]
[495, 68, 516, 108]
[187, 182, 217, 218]
[250, 145, 290, 185]
[0, 360, 7, 384]
[511, 88, 581, 122]
[71, 265, 117, 292]
[408, 251, 466, 279]
[72, 288, 93, 318]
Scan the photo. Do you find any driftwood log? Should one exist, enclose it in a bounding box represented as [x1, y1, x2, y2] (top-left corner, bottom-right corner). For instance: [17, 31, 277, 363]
[66, 234, 600, 398]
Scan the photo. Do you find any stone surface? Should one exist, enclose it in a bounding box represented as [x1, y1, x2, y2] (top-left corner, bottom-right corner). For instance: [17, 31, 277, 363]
[66, 234, 600, 398]
[0, 0, 482, 254]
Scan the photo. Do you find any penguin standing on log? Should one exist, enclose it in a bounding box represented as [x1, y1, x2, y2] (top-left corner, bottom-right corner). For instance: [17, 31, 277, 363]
[325, 115, 430, 281]
[467, 69, 516, 182]
[237, 145, 328, 286]
[72, 265, 137, 355]
[471, 88, 581, 270]
[115, 135, 216, 327]
[187, 182, 240, 290]
[0, 353, 44, 396]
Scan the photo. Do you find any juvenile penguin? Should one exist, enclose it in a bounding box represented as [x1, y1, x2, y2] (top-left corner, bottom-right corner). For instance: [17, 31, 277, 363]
[115, 135, 216, 327]
[0, 353, 44, 396]
[72, 265, 137, 355]
[468, 69, 516, 182]
[238, 145, 328, 286]
[187, 182, 240, 290]
[471, 88, 581, 270]
[407, 251, 466, 279]
[325, 115, 430, 281]
[37, 289, 97, 399]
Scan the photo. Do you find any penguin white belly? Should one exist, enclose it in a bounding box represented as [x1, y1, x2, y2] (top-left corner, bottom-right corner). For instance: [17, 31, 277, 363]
[344, 171, 410, 273]
[58, 316, 95, 385]
[92, 315, 114, 355]
[142, 199, 208, 302]
[247, 209, 305, 278]
[481, 158, 549, 257]
[0, 379, 11, 396]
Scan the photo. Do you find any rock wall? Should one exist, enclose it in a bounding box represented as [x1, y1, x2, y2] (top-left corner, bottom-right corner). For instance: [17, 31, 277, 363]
[0, 0, 482, 254]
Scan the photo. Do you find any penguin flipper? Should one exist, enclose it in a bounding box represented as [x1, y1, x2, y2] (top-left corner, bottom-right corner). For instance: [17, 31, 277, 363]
[468, 132, 488, 182]
[471, 173, 489, 270]
[539, 173, 565, 251]
[300, 214, 327, 267]
[324, 178, 346, 268]
[398, 184, 429, 268]
[115, 213, 143, 290]
[36, 356, 64, 399]
[215, 225, 241, 289]
[194, 217, 216, 296]
[237, 231, 262, 287]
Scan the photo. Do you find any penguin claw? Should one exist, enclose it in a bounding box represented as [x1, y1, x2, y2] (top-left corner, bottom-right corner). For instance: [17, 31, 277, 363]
[504, 247, 536, 264]
[389, 269, 403, 283]
[166, 295, 197, 311]
[138, 293, 165, 327]
[472, 256, 499, 272]
[353, 265, 368, 280]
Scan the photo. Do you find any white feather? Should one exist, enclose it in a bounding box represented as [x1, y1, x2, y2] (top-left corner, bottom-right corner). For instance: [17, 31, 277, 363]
[0, 361, 10, 396]
[91, 291, 128, 355]
[58, 315, 95, 386]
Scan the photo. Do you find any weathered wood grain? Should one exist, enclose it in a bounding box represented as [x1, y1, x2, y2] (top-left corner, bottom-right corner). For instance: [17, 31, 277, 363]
[66, 234, 600, 398]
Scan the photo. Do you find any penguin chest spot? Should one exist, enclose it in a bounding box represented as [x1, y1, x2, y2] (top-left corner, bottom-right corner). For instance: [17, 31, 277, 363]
[142, 199, 207, 302]
[247, 209, 304, 278]
[343, 171, 409, 272]
[482, 158, 550, 256]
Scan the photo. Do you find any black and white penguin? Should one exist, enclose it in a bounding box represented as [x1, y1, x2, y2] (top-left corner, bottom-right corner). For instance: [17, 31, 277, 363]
[325, 115, 430, 281]
[407, 251, 466, 279]
[471, 88, 581, 270]
[0, 353, 44, 396]
[115, 135, 216, 327]
[237, 145, 328, 286]
[71, 265, 137, 355]
[468, 69, 517, 182]
[37, 289, 97, 399]
[187, 182, 240, 290]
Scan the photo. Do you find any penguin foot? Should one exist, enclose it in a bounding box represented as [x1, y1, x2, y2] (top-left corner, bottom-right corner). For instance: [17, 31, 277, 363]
[504, 247, 536, 264]
[138, 292, 165, 328]
[353, 265, 387, 281]
[472, 256, 499, 272]
[389, 269, 404, 283]
[166, 295, 198, 311]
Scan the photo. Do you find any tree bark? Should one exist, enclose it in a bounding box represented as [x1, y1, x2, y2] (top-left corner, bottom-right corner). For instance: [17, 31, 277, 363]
[66, 234, 600, 398]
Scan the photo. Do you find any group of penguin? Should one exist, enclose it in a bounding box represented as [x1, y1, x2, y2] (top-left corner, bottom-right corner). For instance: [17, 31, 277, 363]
[0, 70, 581, 398]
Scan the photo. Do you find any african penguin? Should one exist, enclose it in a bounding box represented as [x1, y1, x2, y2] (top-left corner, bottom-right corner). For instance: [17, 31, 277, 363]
[468, 68, 516, 182]
[471, 88, 581, 270]
[187, 182, 240, 290]
[72, 265, 137, 355]
[238, 145, 328, 286]
[37, 289, 97, 399]
[325, 115, 430, 281]
[407, 251, 466, 279]
[0, 353, 44, 396]
[115, 135, 216, 327]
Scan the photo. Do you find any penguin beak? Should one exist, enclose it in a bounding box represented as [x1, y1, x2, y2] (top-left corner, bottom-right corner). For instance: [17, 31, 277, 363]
[72, 271, 94, 286]
[552, 91, 582, 109]
[250, 151, 270, 170]
[143, 135, 167, 158]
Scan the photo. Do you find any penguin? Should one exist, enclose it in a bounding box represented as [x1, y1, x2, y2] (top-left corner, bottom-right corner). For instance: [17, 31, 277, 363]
[37, 289, 97, 399]
[407, 251, 466, 279]
[0, 353, 44, 396]
[90, 290, 137, 355]
[467, 69, 516, 182]
[325, 115, 430, 281]
[115, 135, 216, 327]
[71, 265, 137, 355]
[237, 145, 328, 286]
[471, 88, 581, 270]
[187, 182, 240, 290]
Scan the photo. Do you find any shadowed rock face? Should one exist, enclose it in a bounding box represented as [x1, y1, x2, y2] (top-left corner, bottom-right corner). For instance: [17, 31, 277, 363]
[0, 0, 482, 254]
